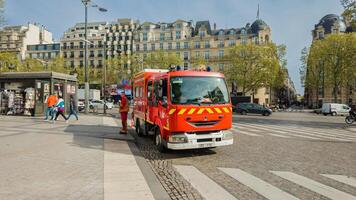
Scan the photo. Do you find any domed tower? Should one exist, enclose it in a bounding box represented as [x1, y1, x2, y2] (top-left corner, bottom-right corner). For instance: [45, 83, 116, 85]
[313, 14, 346, 40]
[250, 19, 271, 44]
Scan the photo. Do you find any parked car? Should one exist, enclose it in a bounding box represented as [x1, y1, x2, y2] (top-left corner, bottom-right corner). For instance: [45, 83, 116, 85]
[89, 99, 113, 110]
[77, 99, 85, 112]
[235, 103, 272, 116]
[321, 103, 350, 116]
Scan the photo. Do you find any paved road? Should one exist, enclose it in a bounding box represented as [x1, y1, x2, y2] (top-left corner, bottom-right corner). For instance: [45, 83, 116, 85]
[135, 112, 356, 200]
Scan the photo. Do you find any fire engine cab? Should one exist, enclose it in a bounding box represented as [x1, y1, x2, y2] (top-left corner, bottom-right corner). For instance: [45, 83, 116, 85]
[133, 67, 233, 152]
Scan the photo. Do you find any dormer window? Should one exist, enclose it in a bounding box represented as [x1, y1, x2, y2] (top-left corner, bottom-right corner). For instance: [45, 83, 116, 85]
[241, 29, 246, 35]
[229, 30, 235, 35]
[219, 30, 224, 36]
[176, 23, 182, 29]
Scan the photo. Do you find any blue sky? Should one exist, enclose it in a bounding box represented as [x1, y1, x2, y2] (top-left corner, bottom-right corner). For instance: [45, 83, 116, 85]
[5, 0, 344, 94]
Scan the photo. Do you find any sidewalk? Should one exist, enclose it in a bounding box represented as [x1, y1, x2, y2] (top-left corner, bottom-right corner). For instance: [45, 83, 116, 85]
[0, 114, 168, 200]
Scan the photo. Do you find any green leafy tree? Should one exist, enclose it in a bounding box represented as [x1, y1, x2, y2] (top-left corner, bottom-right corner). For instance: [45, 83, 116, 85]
[224, 43, 283, 96]
[0, 52, 20, 72]
[144, 50, 182, 69]
[18, 58, 44, 72]
[341, 0, 356, 31]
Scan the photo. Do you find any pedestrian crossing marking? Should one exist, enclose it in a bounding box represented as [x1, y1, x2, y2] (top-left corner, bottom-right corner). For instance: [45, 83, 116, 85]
[271, 171, 356, 200]
[268, 133, 291, 138]
[236, 123, 354, 142]
[237, 130, 262, 137]
[321, 174, 356, 188]
[219, 168, 299, 200]
[173, 165, 237, 200]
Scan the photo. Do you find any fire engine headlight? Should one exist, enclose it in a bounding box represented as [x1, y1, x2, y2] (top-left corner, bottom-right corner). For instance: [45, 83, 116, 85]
[222, 131, 233, 140]
[168, 135, 188, 143]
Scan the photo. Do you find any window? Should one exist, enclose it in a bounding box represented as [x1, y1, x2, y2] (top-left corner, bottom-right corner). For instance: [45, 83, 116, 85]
[176, 31, 181, 39]
[70, 51, 74, 58]
[98, 50, 103, 57]
[229, 40, 236, 46]
[79, 61, 83, 67]
[89, 50, 94, 57]
[136, 44, 140, 51]
[158, 79, 168, 101]
[218, 50, 224, 58]
[199, 31, 206, 37]
[219, 30, 224, 36]
[147, 81, 153, 105]
[79, 51, 84, 58]
[135, 87, 140, 98]
[168, 42, 172, 50]
[63, 52, 67, 58]
[151, 43, 155, 51]
[176, 42, 180, 49]
[143, 44, 147, 51]
[90, 60, 94, 66]
[160, 33, 165, 41]
[218, 40, 224, 48]
[195, 51, 201, 58]
[160, 43, 164, 50]
[204, 51, 210, 60]
[143, 32, 148, 41]
[218, 63, 224, 71]
[241, 29, 246, 35]
[183, 52, 189, 60]
[204, 41, 210, 48]
[184, 42, 189, 49]
[70, 61, 74, 68]
[176, 23, 182, 29]
[98, 60, 103, 67]
[195, 41, 200, 48]
[229, 30, 235, 35]
[318, 31, 324, 38]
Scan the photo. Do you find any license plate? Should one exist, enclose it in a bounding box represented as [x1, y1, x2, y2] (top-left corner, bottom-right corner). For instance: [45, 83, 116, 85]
[199, 143, 213, 148]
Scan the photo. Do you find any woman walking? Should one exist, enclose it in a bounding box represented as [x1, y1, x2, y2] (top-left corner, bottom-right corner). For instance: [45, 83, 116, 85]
[67, 95, 78, 120]
[54, 95, 67, 122]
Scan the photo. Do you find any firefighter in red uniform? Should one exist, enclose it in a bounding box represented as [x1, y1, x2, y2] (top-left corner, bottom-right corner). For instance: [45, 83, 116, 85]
[119, 91, 129, 134]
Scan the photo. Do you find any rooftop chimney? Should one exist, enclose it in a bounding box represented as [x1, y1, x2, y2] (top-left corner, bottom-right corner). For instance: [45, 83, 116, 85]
[214, 23, 217, 30]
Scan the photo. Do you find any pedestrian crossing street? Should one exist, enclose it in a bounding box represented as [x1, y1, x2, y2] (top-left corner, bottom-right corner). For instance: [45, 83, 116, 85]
[174, 165, 356, 200]
[232, 122, 356, 142]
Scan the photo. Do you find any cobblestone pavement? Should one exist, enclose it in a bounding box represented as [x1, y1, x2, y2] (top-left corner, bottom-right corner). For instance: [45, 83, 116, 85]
[134, 112, 356, 200]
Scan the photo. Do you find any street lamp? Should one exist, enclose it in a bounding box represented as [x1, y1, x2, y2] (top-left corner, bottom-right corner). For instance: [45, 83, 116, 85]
[81, 0, 107, 114]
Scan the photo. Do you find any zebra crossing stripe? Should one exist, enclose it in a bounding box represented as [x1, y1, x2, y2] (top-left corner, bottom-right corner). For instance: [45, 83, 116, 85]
[239, 122, 356, 140]
[235, 125, 318, 140]
[238, 130, 262, 137]
[321, 174, 356, 188]
[235, 124, 321, 140]
[271, 171, 356, 200]
[174, 165, 237, 200]
[219, 168, 299, 200]
[269, 133, 291, 138]
[237, 123, 353, 142]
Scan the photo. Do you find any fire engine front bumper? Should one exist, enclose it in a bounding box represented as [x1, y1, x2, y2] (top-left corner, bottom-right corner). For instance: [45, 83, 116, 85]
[165, 130, 234, 150]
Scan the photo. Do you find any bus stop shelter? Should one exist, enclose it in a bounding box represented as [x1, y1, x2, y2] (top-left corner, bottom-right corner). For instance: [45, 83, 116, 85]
[0, 72, 77, 116]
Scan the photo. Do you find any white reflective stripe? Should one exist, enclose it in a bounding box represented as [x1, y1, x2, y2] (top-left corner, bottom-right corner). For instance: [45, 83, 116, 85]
[236, 124, 320, 140]
[238, 123, 356, 140]
[238, 123, 352, 142]
[271, 171, 356, 200]
[219, 168, 299, 200]
[174, 165, 237, 200]
[269, 133, 291, 138]
[238, 130, 262, 137]
[321, 174, 356, 188]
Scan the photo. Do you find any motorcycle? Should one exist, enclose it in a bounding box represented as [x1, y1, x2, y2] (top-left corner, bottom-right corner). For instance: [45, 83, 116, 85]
[345, 110, 356, 124]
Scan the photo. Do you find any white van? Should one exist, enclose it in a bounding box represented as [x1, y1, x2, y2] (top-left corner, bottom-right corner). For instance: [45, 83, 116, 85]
[322, 103, 350, 116]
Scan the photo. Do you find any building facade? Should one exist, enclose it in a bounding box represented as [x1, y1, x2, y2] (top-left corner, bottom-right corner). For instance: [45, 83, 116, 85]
[60, 21, 108, 68]
[305, 14, 355, 107]
[0, 23, 53, 60]
[133, 19, 275, 105]
[26, 43, 60, 61]
[60, 19, 139, 69]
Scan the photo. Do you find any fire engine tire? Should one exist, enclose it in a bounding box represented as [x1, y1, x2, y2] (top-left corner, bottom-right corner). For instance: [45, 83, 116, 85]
[331, 112, 337, 116]
[135, 119, 144, 137]
[241, 110, 247, 115]
[155, 128, 167, 153]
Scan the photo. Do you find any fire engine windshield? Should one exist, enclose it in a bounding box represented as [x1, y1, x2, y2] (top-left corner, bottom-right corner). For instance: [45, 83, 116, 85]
[170, 76, 229, 105]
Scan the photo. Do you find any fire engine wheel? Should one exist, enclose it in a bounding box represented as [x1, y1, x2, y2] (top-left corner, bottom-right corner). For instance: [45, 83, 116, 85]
[135, 119, 144, 137]
[155, 128, 167, 153]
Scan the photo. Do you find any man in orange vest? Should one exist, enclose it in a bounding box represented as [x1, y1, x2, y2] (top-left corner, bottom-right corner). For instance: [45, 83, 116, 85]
[119, 91, 129, 134]
[44, 93, 58, 121]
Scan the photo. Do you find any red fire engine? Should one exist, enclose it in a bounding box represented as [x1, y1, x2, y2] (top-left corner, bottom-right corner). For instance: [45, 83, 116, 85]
[132, 68, 233, 152]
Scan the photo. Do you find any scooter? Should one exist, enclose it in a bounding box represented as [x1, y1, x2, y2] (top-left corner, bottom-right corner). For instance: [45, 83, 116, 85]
[345, 110, 356, 124]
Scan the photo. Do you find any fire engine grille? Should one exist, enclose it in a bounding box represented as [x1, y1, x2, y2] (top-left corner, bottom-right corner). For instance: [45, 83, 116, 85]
[197, 138, 213, 143]
[189, 121, 219, 127]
